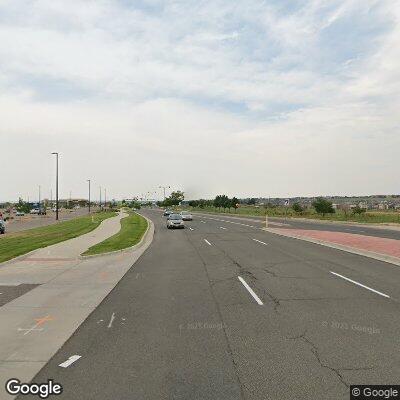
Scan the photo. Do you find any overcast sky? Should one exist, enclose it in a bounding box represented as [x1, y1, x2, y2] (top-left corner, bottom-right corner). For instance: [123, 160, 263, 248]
[1, 0, 399, 202]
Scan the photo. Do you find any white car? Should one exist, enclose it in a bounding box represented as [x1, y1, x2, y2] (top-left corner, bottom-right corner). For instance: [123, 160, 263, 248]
[30, 209, 39, 215]
[166, 213, 185, 229]
[180, 211, 193, 221]
[15, 211, 25, 216]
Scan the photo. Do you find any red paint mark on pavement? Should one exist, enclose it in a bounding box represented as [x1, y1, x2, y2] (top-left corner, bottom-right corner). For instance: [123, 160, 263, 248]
[35, 315, 53, 326]
[273, 229, 400, 258]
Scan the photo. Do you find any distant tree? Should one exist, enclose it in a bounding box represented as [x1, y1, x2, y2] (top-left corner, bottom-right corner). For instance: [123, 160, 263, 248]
[168, 191, 185, 205]
[312, 198, 334, 216]
[188, 200, 198, 207]
[129, 201, 141, 210]
[352, 206, 366, 215]
[246, 198, 256, 205]
[214, 195, 230, 210]
[160, 191, 184, 207]
[230, 197, 239, 212]
[16, 198, 32, 214]
[292, 203, 303, 213]
[214, 195, 222, 209]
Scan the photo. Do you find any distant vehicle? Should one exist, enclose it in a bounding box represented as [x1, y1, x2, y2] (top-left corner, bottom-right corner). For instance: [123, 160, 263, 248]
[180, 211, 193, 221]
[15, 211, 25, 216]
[52, 207, 57, 212]
[30, 209, 39, 215]
[163, 209, 173, 216]
[38, 208, 47, 215]
[0, 220, 5, 234]
[166, 213, 185, 229]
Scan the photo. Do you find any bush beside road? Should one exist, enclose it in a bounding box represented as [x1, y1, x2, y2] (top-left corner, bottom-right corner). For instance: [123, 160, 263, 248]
[0, 211, 116, 264]
[82, 212, 148, 256]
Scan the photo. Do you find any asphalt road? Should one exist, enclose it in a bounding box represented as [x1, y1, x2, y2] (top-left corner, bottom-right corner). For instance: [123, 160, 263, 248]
[193, 211, 400, 240]
[22, 209, 400, 399]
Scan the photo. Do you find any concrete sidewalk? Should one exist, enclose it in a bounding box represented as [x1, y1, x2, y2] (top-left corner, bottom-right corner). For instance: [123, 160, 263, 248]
[0, 212, 154, 399]
[267, 228, 400, 267]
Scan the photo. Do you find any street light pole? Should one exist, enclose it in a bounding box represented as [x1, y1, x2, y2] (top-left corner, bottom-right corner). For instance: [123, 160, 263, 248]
[104, 188, 107, 208]
[51, 152, 59, 220]
[159, 185, 170, 201]
[87, 179, 91, 213]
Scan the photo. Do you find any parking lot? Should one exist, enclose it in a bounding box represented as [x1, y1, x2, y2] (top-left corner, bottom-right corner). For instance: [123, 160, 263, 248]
[0, 207, 91, 234]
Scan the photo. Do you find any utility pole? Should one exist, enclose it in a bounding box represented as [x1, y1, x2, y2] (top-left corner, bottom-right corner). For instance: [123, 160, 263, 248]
[104, 188, 107, 208]
[38, 185, 41, 206]
[99, 186, 102, 209]
[87, 179, 91, 213]
[51, 152, 59, 220]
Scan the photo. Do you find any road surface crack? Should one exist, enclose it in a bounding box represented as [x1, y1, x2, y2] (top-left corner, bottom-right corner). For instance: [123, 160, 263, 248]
[260, 287, 280, 312]
[288, 330, 349, 389]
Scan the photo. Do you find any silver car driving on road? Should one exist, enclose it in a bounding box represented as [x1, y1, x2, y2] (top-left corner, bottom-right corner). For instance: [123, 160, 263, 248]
[180, 211, 193, 221]
[166, 213, 185, 229]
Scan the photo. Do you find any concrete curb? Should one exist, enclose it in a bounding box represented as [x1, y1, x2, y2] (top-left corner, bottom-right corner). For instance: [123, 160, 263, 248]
[264, 228, 400, 267]
[79, 213, 152, 259]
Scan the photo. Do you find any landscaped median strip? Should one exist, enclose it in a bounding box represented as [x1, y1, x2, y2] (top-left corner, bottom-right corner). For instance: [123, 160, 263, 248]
[82, 212, 148, 256]
[0, 211, 116, 264]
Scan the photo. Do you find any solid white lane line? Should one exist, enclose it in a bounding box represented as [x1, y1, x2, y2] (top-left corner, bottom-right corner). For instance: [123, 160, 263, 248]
[107, 312, 116, 328]
[252, 238, 268, 246]
[238, 276, 263, 305]
[189, 227, 194, 231]
[59, 355, 82, 368]
[201, 221, 206, 223]
[330, 271, 390, 298]
[220, 227, 227, 230]
[204, 239, 212, 246]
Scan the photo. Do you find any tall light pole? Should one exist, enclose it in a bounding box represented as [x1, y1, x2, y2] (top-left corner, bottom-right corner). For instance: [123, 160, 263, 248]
[159, 185, 170, 201]
[38, 185, 41, 206]
[51, 152, 59, 220]
[104, 188, 107, 208]
[99, 186, 102, 209]
[87, 179, 91, 213]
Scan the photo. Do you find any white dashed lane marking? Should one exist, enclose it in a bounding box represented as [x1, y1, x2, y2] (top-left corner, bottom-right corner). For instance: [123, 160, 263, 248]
[238, 276, 263, 305]
[59, 355, 82, 368]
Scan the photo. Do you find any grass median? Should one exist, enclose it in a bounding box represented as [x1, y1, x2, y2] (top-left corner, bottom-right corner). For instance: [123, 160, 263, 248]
[82, 212, 148, 256]
[0, 211, 116, 264]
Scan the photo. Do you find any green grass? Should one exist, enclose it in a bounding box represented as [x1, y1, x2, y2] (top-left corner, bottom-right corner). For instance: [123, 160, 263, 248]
[82, 212, 148, 256]
[185, 206, 400, 224]
[0, 211, 116, 264]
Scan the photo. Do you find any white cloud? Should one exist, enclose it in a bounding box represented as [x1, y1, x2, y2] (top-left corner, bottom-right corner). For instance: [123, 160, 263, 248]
[0, 0, 399, 200]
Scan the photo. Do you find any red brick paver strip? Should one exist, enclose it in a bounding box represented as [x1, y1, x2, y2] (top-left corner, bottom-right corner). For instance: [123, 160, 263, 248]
[271, 229, 400, 259]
